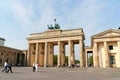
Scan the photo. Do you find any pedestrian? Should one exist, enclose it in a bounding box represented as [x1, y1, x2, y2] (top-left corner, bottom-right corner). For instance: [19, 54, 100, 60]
[2, 61, 8, 73]
[35, 63, 38, 72]
[7, 63, 13, 73]
[33, 63, 35, 72]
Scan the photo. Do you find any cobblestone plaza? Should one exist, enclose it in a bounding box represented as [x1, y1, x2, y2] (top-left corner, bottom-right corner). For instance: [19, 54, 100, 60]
[0, 67, 120, 80]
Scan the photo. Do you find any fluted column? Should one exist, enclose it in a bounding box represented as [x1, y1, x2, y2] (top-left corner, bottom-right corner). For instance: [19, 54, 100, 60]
[68, 40, 72, 66]
[61, 42, 65, 66]
[79, 40, 84, 67]
[44, 42, 48, 67]
[35, 43, 39, 64]
[71, 42, 75, 64]
[58, 41, 61, 66]
[93, 42, 99, 67]
[104, 41, 109, 67]
[85, 51, 88, 67]
[27, 44, 30, 66]
[30, 44, 35, 66]
[48, 43, 54, 66]
[39, 43, 44, 67]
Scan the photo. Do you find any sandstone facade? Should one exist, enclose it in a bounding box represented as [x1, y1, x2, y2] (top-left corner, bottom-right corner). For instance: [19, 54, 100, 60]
[27, 28, 120, 68]
[27, 29, 85, 67]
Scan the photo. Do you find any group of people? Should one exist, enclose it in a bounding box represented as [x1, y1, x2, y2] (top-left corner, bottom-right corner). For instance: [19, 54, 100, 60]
[2, 61, 13, 73]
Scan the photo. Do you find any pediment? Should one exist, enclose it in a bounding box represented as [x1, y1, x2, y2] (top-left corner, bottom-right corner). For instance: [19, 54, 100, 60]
[92, 29, 120, 38]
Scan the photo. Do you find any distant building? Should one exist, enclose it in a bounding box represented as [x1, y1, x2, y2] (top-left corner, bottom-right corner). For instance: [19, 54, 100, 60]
[85, 29, 120, 68]
[91, 29, 120, 68]
[0, 37, 26, 66]
[0, 37, 5, 46]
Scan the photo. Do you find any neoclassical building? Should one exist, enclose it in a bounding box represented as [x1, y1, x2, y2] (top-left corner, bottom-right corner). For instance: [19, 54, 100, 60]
[91, 29, 120, 68]
[0, 37, 26, 66]
[27, 28, 85, 67]
[27, 28, 120, 68]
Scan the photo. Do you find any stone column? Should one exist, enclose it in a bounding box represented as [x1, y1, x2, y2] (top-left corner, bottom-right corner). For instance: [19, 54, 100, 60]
[93, 42, 99, 67]
[30, 44, 35, 66]
[44, 42, 48, 67]
[39, 43, 44, 67]
[61, 42, 65, 66]
[58, 41, 61, 66]
[85, 51, 88, 67]
[48, 43, 54, 66]
[79, 40, 84, 67]
[104, 41, 109, 67]
[35, 43, 39, 64]
[71, 42, 75, 64]
[68, 40, 72, 67]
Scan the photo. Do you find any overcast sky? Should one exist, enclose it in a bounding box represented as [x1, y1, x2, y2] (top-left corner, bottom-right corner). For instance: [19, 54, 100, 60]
[0, 0, 120, 51]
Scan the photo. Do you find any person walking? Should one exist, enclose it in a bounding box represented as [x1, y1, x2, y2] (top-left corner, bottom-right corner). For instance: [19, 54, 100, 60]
[35, 63, 38, 72]
[33, 63, 36, 72]
[2, 61, 8, 73]
[7, 63, 13, 73]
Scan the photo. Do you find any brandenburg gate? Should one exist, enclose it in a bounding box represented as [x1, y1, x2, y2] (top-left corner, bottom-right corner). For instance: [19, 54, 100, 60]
[27, 28, 85, 67]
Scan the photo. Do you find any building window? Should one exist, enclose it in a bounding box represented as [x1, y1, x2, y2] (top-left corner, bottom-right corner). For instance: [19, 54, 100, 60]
[109, 45, 113, 50]
[110, 56, 115, 64]
[1, 53, 3, 56]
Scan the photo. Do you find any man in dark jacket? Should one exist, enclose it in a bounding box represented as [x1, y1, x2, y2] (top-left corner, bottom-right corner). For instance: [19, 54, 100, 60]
[7, 63, 13, 73]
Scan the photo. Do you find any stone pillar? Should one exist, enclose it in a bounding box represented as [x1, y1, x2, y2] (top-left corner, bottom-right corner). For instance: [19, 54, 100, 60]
[44, 42, 48, 67]
[58, 41, 61, 66]
[31, 44, 36, 66]
[39, 43, 44, 67]
[48, 43, 54, 66]
[35, 43, 39, 64]
[71, 42, 75, 64]
[85, 51, 88, 67]
[61, 42, 65, 66]
[68, 40, 72, 67]
[27, 43, 30, 66]
[79, 40, 84, 67]
[93, 42, 99, 67]
[104, 41, 109, 67]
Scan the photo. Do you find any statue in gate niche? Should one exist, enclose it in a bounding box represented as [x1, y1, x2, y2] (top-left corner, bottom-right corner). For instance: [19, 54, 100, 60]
[47, 19, 60, 30]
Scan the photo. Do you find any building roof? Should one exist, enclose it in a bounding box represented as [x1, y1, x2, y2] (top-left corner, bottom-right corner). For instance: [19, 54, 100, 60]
[91, 29, 120, 46]
[0, 45, 22, 52]
[0, 37, 5, 41]
[91, 29, 120, 39]
[27, 28, 85, 40]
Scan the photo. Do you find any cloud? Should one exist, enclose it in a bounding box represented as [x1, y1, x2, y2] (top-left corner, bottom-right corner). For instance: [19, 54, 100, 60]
[48, 0, 106, 45]
[0, 0, 109, 47]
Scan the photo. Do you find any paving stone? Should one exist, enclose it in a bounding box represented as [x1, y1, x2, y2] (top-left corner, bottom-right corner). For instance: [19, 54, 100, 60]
[0, 67, 120, 80]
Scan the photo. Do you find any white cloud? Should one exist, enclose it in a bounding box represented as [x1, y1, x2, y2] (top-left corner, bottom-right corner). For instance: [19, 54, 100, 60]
[0, 0, 109, 47]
